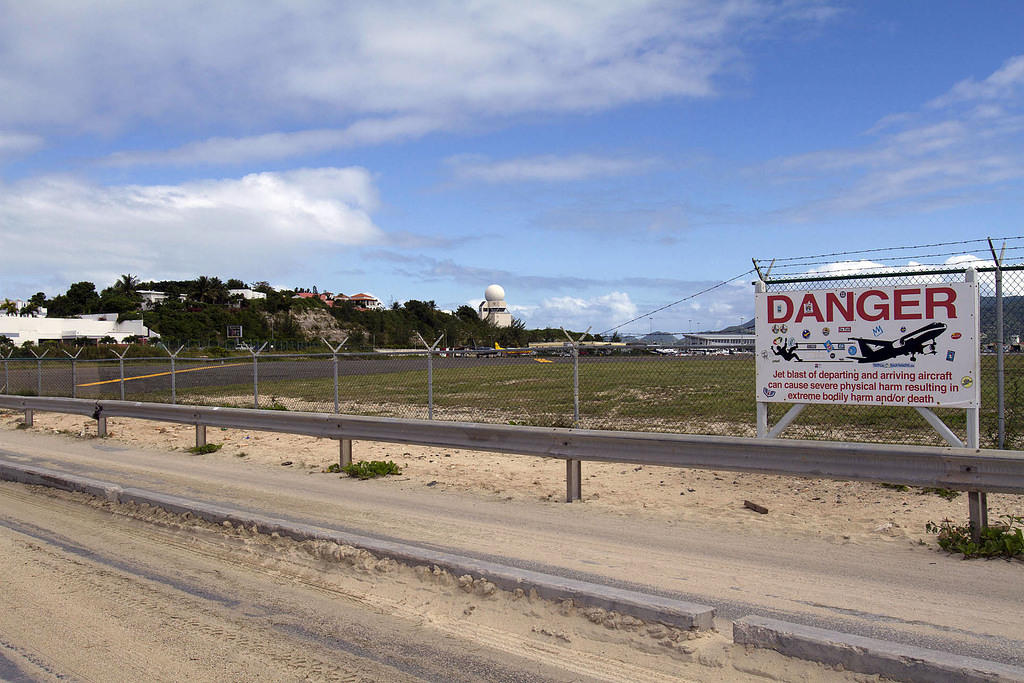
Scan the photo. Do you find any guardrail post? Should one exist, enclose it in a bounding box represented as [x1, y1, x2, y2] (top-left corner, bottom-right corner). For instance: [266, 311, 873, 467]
[321, 336, 349, 414]
[561, 326, 591, 503]
[339, 439, 352, 467]
[415, 332, 444, 420]
[63, 348, 83, 399]
[111, 345, 131, 401]
[195, 424, 207, 448]
[97, 415, 107, 437]
[566, 459, 581, 502]
[30, 348, 48, 396]
[23, 408, 33, 427]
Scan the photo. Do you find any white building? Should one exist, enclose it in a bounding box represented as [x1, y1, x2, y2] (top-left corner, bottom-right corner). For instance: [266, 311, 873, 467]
[0, 314, 151, 346]
[229, 288, 267, 300]
[478, 284, 513, 328]
[138, 290, 172, 309]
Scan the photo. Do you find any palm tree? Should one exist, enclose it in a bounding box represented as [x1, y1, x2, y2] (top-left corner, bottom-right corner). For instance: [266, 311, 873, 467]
[0, 299, 17, 316]
[114, 274, 141, 296]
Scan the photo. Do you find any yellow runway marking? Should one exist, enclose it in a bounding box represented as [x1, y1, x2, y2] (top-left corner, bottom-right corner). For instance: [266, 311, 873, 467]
[534, 358, 554, 363]
[77, 362, 249, 387]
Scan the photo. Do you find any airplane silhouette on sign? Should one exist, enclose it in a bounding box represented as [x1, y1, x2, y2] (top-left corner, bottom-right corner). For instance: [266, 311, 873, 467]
[848, 322, 946, 363]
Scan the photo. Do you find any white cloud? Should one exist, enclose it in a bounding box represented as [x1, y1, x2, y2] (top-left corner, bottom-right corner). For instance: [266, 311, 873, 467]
[0, 131, 43, 156]
[514, 291, 638, 330]
[0, 2, 833, 163]
[764, 53, 1024, 219]
[929, 55, 1024, 108]
[0, 168, 383, 292]
[106, 116, 444, 166]
[446, 154, 657, 183]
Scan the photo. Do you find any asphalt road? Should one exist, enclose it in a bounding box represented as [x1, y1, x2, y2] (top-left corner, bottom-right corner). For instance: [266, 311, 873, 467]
[1, 426, 1021, 671]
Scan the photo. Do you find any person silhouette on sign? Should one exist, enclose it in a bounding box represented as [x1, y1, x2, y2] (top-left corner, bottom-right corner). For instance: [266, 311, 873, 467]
[772, 342, 801, 362]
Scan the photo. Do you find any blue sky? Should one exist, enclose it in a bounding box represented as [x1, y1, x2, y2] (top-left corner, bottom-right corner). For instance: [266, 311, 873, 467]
[1, 1, 1022, 334]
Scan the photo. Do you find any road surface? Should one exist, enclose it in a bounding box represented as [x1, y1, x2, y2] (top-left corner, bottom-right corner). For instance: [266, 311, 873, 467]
[0, 425, 1021, 679]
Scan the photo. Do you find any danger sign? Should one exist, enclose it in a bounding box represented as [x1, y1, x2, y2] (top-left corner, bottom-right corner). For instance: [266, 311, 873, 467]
[755, 282, 979, 408]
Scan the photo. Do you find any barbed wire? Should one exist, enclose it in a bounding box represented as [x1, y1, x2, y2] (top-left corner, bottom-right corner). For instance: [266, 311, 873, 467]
[599, 269, 755, 337]
[756, 235, 1022, 265]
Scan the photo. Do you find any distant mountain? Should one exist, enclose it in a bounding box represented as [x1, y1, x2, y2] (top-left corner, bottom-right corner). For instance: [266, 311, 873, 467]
[980, 296, 1024, 340]
[714, 319, 755, 334]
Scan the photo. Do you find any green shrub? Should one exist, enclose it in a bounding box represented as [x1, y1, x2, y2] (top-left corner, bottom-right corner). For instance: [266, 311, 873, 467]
[926, 515, 1024, 559]
[920, 487, 960, 501]
[188, 443, 223, 455]
[341, 460, 402, 479]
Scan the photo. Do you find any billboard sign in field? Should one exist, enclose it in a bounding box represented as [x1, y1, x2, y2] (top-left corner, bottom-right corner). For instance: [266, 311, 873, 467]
[755, 282, 979, 408]
[226, 325, 243, 339]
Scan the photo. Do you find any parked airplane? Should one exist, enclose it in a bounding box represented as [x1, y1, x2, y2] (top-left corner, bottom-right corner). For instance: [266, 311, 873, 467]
[652, 348, 678, 356]
[848, 322, 946, 363]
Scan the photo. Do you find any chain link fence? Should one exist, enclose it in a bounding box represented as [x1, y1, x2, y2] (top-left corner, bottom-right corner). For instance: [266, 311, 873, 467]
[2, 265, 1020, 448]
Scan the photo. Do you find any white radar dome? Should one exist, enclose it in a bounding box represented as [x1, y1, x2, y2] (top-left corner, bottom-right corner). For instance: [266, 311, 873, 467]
[484, 284, 506, 301]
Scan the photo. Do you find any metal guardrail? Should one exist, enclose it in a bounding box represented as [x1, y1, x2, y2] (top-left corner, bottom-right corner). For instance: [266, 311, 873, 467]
[3, 396, 1024, 502]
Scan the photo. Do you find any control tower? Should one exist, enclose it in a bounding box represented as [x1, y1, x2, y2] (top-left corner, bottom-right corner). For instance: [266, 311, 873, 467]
[478, 284, 512, 328]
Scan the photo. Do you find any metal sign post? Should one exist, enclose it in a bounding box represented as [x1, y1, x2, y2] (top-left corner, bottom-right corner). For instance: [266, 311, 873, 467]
[29, 348, 48, 397]
[111, 345, 132, 401]
[415, 332, 444, 420]
[63, 348, 83, 399]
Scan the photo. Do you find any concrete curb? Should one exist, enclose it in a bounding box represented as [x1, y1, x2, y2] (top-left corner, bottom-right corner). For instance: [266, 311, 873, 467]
[0, 458, 714, 631]
[734, 616, 1024, 682]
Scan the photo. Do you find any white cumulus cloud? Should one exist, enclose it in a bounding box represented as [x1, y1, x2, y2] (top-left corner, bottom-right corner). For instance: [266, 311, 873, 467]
[514, 291, 638, 330]
[0, 1, 833, 164]
[0, 168, 383, 293]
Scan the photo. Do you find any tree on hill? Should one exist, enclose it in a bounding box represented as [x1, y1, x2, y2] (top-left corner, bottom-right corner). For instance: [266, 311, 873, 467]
[47, 281, 101, 317]
[113, 274, 140, 297]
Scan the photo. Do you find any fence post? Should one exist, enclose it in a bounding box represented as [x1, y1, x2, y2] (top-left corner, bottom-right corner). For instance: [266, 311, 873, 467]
[988, 238, 1005, 449]
[321, 336, 349, 414]
[160, 344, 184, 404]
[245, 342, 268, 408]
[415, 332, 444, 420]
[111, 345, 131, 401]
[2, 349, 11, 394]
[30, 348, 48, 397]
[965, 267, 987, 540]
[561, 326, 591, 503]
[63, 348, 83, 399]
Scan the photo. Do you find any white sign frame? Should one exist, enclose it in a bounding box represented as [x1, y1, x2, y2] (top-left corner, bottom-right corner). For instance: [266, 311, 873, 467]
[757, 270, 978, 450]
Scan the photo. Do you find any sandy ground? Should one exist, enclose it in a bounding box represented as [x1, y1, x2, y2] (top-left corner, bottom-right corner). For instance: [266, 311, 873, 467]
[0, 465, 882, 681]
[5, 409, 1022, 550]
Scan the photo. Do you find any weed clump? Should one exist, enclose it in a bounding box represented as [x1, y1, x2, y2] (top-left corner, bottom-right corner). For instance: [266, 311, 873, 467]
[188, 443, 223, 455]
[341, 460, 402, 480]
[926, 515, 1024, 559]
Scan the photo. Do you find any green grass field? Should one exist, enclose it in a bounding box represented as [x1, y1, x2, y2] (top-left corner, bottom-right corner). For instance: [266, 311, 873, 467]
[17, 353, 1020, 448]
